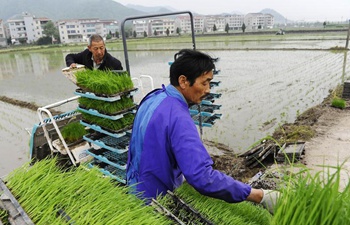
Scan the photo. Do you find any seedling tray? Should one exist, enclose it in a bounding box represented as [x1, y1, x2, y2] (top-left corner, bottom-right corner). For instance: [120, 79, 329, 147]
[87, 160, 126, 184]
[74, 88, 138, 102]
[0, 179, 34, 225]
[192, 113, 222, 127]
[190, 103, 221, 114]
[77, 105, 135, 120]
[80, 120, 131, 139]
[83, 133, 129, 154]
[275, 142, 305, 162]
[86, 148, 127, 170]
[203, 92, 222, 101]
[153, 191, 214, 225]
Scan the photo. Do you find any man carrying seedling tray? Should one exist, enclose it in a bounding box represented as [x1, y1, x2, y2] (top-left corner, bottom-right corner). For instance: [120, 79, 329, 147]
[127, 49, 280, 214]
[65, 34, 123, 71]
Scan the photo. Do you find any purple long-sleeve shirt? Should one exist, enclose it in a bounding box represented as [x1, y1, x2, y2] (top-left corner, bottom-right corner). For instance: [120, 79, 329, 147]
[127, 84, 251, 202]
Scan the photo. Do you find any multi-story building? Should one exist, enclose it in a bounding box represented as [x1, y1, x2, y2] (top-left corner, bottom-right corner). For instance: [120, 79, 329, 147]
[0, 19, 7, 46]
[7, 12, 50, 44]
[205, 16, 226, 32]
[244, 13, 274, 30]
[225, 14, 245, 30]
[57, 18, 119, 44]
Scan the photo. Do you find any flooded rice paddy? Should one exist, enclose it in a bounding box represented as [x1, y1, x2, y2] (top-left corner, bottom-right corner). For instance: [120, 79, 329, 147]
[0, 35, 349, 176]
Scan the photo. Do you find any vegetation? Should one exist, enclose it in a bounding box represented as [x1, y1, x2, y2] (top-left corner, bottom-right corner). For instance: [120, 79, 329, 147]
[157, 183, 272, 225]
[4, 158, 171, 225]
[272, 164, 350, 225]
[61, 121, 88, 143]
[80, 112, 134, 131]
[75, 70, 134, 95]
[78, 96, 135, 115]
[331, 97, 346, 109]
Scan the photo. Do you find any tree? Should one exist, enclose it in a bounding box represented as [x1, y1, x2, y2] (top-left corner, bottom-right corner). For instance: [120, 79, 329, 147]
[115, 31, 120, 38]
[225, 23, 230, 34]
[43, 21, 59, 44]
[143, 31, 147, 38]
[106, 33, 112, 40]
[213, 24, 217, 33]
[242, 23, 246, 33]
[133, 30, 137, 38]
[323, 21, 326, 28]
[176, 27, 181, 36]
[166, 28, 170, 36]
[153, 29, 157, 36]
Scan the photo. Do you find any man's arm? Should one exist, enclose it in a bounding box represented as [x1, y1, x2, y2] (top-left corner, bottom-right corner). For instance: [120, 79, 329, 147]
[65, 49, 89, 67]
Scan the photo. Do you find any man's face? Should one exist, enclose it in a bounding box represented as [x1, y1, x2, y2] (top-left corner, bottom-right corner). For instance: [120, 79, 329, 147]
[88, 40, 105, 63]
[181, 71, 213, 105]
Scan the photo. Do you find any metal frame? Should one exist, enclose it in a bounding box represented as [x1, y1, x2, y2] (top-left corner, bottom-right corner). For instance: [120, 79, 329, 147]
[120, 11, 196, 76]
[36, 96, 80, 166]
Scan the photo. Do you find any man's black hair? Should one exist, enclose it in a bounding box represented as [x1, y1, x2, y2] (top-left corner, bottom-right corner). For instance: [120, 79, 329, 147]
[170, 49, 215, 86]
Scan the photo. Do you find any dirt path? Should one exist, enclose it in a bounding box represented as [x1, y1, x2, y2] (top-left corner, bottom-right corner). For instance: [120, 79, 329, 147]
[303, 105, 350, 189]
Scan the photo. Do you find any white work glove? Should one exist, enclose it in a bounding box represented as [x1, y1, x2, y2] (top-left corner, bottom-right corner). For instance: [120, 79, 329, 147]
[260, 189, 280, 214]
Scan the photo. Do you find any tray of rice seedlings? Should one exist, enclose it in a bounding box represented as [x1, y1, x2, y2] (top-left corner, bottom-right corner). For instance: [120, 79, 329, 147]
[62, 64, 86, 85]
[86, 148, 127, 170]
[75, 70, 137, 97]
[83, 132, 129, 154]
[78, 96, 136, 116]
[155, 190, 215, 224]
[165, 182, 272, 225]
[75, 88, 138, 102]
[3, 158, 173, 225]
[80, 112, 134, 133]
[60, 121, 89, 145]
[77, 105, 136, 121]
[87, 160, 127, 184]
[272, 164, 350, 225]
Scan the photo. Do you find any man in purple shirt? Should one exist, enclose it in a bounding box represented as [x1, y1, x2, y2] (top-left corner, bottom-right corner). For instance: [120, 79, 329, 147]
[127, 49, 279, 213]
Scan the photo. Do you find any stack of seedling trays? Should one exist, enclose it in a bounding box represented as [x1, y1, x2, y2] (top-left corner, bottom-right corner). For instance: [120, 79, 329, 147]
[274, 142, 306, 163]
[342, 80, 350, 99]
[73, 69, 137, 184]
[190, 67, 222, 128]
[240, 142, 275, 168]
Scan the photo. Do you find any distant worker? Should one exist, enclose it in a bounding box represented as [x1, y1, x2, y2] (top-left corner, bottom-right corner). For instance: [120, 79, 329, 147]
[127, 48, 280, 214]
[65, 34, 123, 70]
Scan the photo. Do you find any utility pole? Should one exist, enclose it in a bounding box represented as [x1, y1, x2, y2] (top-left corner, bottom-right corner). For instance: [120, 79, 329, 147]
[346, 19, 350, 49]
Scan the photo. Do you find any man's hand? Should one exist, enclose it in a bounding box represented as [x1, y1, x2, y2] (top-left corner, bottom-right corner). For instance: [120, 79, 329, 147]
[260, 189, 280, 214]
[69, 63, 77, 68]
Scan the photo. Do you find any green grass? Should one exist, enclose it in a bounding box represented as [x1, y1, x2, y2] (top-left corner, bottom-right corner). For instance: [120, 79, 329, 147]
[80, 112, 134, 131]
[4, 158, 172, 225]
[78, 96, 134, 115]
[331, 97, 346, 109]
[157, 182, 272, 225]
[75, 70, 134, 95]
[61, 121, 88, 143]
[272, 164, 350, 225]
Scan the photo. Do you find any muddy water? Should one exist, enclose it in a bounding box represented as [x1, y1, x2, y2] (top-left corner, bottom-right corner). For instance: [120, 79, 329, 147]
[0, 40, 349, 176]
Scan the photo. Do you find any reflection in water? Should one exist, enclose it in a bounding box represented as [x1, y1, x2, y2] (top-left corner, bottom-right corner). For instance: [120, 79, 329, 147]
[342, 51, 348, 83]
[0, 44, 349, 153]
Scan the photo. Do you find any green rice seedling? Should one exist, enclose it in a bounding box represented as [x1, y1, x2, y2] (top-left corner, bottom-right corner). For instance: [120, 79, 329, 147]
[75, 70, 134, 95]
[0, 208, 10, 225]
[61, 121, 88, 143]
[78, 96, 134, 115]
[331, 97, 346, 109]
[80, 111, 134, 131]
[272, 164, 350, 225]
[4, 158, 172, 225]
[157, 182, 272, 225]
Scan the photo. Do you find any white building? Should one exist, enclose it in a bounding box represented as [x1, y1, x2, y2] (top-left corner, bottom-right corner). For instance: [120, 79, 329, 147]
[225, 14, 245, 30]
[57, 18, 119, 44]
[7, 12, 50, 44]
[0, 19, 7, 46]
[244, 13, 274, 30]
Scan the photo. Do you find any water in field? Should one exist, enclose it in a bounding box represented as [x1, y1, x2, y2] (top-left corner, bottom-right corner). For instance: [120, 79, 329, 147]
[0, 38, 349, 176]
